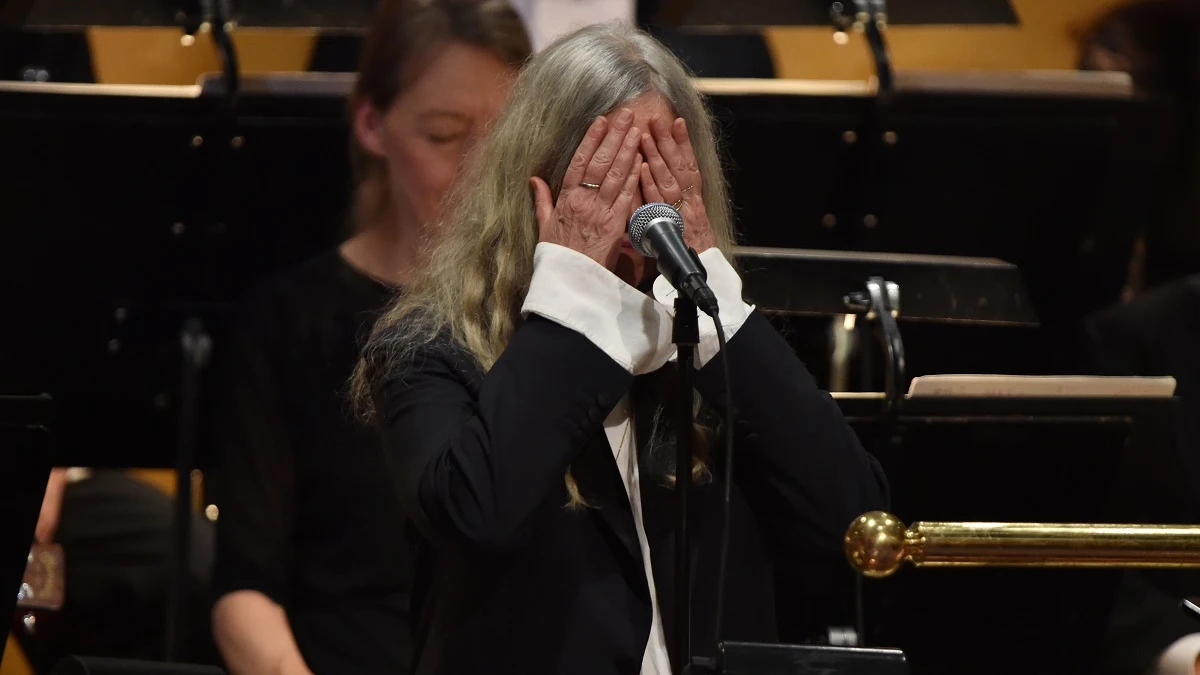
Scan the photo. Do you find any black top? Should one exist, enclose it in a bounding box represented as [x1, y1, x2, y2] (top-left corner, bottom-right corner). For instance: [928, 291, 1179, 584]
[369, 310, 889, 675]
[212, 249, 413, 675]
[1082, 275, 1200, 675]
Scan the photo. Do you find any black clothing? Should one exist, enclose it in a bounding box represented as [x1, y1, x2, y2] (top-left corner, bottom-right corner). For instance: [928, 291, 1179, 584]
[370, 309, 889, 675]
[212, 250, 413, 675]
[1082, 275, 1200, 675]
[1083, 274, 1200, 405]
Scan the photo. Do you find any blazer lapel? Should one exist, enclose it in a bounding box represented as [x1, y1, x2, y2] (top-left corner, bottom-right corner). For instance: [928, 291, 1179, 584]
[568, 431, 645, 584]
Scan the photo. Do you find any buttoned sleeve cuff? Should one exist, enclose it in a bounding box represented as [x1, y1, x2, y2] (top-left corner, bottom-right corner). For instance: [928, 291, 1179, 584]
[653, 247, 755, 368]
[521, 243, 675, 375]
[1154, 634, 1200, 675]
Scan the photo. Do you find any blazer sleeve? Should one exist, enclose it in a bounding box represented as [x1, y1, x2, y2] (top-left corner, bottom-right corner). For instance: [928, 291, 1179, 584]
[693, 310, 889, 561]
[372, 316, 634, 552]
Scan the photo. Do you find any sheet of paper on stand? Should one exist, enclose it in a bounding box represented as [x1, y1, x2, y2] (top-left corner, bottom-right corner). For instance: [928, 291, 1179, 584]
[907, 375, 1178, 398]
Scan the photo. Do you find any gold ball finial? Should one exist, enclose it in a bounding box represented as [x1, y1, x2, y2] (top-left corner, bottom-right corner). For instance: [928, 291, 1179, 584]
[845, 511, 908, 578]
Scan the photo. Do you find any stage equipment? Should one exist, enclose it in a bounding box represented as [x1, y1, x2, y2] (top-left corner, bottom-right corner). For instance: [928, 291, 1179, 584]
[847, 512, 1200, 577]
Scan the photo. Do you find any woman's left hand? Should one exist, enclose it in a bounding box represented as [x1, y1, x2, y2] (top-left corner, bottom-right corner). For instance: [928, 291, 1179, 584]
[639, 115, 716, 253]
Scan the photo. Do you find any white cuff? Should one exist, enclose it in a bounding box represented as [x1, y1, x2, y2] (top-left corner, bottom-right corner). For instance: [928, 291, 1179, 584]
[1154, 634, 1200, 675]
[652, 247, 755, 368]
[521, 243, 675, 375]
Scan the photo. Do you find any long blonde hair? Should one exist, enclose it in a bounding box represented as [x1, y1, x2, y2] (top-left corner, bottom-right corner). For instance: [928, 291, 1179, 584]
[351, 22, 737, 501]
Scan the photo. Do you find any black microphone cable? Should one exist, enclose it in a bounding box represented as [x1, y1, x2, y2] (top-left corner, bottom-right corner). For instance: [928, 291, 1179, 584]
[706, 302, 734, 665]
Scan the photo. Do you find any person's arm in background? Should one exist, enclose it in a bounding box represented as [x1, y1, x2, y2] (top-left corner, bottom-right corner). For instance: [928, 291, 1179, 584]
[213, 593, 311, 675]
[210, 308, 312, 675]
[35, 467, 68, 544]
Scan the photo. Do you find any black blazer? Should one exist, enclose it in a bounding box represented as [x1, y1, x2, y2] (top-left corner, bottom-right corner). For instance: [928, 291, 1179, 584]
[371, 310, 889, 675]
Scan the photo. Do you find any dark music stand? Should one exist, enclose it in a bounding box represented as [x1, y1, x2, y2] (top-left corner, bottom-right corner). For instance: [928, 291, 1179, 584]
[0, 79, 355, 664]
[736, 246, 1035, 323]
[707, 70, 1155, 373]
[735, 246, 1036, 437]
[0, 394, 53, 661]
[716, 248, 1036, 672]
[5, 71, 1134, 466]
[0, 31, 239, 661]
[721, 642, 908, 675]
[835, 393, 1197, 675]
[726, 246, 1199, 674]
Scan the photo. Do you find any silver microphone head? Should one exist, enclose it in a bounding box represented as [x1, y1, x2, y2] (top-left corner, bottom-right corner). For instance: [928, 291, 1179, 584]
[627, 202, 683, 258]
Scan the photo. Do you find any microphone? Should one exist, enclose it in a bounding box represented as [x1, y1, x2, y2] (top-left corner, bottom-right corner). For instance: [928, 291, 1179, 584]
[627, 202, 719, 316]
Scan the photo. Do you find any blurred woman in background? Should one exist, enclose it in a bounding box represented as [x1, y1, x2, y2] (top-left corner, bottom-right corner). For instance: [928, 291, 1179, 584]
[1079, 4, 1200, 675]
[210, 2, 530, 674]
[1079, 0, 1200, 294]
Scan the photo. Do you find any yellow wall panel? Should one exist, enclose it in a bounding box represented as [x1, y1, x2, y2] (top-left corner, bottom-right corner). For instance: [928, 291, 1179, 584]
[765, 0, 1132, 80]
[87, 27, 318, 85]
[83, 0, 1136, 85]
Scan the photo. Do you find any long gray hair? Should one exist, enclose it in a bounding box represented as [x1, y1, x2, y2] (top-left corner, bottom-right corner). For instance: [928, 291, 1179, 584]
[351, 23, 735, 503]
[355, 21, 734, 381]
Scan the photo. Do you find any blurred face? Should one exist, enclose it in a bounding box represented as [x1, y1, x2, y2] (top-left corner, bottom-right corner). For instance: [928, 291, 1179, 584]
[1082, 44, 1132, 73]
[354, 42, 516, 234]
[607, 92, 674, 287]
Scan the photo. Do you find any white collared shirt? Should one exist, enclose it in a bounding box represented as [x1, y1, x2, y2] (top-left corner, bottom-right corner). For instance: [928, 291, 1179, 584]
[522, 243, 754, 675]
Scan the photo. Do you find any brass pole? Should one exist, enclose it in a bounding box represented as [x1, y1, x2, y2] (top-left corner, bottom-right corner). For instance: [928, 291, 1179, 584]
[845, 511, 1200, 578]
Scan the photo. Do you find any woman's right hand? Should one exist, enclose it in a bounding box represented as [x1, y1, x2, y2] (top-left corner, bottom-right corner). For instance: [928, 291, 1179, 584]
[530, 108, 642, 270]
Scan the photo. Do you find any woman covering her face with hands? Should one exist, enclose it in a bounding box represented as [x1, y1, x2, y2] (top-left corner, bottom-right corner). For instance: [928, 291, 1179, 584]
[353, 22, 888, 675]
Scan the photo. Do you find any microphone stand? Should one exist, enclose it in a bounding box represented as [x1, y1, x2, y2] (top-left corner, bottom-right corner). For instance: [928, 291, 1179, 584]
[164, 0, 238, 662]
[663, 276, 911, 675]
[165, 319, 211, 661]
[672, 295, 699, 674]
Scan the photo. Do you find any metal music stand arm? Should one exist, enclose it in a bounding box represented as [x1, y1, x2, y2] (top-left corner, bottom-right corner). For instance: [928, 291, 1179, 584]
[673, 295, 700, 675]
[860, 0, 893, 94]
[845, 277, 906, 435]
[867, 277, 904, 429]
[164, 2, 237, 658]
[178, 0, 241, 107]
[831, 0, 894, 93]
[209, 0, 240, 108]
[828, 1, 895, 240]
[165, 320, 211, 661]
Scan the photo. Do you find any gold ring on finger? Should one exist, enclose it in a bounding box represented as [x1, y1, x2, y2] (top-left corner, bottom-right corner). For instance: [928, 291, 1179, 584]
[580, 182, 601, 189]
[672, 198, 684, 210]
